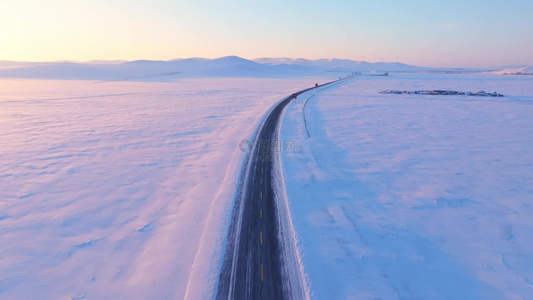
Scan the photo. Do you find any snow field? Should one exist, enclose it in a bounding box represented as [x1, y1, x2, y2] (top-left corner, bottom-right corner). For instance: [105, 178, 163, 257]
[0, 77, 325, 299]
[280, 74, 533, 299]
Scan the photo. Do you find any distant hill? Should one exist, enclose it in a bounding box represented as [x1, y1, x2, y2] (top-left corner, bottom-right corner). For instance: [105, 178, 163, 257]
[0, 56, 458, 81]
[0, 56, 325, 81]
[254, 57, 425, 72]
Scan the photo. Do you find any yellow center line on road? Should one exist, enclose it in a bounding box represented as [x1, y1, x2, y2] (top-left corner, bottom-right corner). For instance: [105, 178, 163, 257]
[261, 178, 263, 184]
[260, 209, 262, 218]
[260, 231, 263, 244]
[260, 191, 262, 199]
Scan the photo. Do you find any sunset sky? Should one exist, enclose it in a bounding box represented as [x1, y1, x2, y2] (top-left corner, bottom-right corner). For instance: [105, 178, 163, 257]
[1, 0, 532, 67]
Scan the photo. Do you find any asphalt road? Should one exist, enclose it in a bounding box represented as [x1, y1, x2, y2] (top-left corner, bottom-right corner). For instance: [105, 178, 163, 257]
[216, 77, 350, 300]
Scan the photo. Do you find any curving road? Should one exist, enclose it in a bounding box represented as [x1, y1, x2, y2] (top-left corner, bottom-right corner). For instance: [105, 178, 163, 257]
[216, 77, 350, 300]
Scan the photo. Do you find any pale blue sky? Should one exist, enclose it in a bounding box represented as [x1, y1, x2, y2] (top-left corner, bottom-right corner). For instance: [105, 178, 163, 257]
[1, 0, 532, 67]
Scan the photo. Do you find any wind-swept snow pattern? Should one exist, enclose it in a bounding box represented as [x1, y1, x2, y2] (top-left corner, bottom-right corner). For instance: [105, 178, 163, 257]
[0, 77, 328, 299]
[279, 74, 533, 299]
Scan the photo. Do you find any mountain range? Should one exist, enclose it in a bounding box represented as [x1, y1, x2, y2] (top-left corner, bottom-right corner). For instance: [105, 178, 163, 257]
[0, 56, 526, 81]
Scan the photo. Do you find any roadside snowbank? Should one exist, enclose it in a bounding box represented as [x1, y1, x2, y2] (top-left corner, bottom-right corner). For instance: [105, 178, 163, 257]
[280, 74, 533, 299]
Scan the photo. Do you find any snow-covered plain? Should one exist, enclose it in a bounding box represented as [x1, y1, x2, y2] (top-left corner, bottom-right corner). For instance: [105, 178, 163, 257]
[280, 74, 533, 299]
[0, 77, 328, 299]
